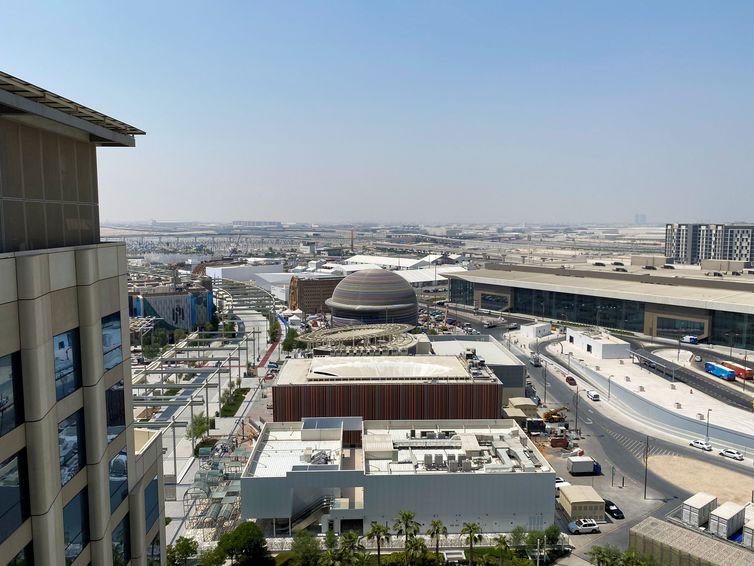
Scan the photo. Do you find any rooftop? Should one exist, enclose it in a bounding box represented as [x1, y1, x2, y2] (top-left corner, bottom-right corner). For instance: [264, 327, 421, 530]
[559, 484, 603, 503]
[449, 267, 754, 315]
[0, 70, 144, 146]
[430, 335, 523, 367]
[275, 355, 499, 385]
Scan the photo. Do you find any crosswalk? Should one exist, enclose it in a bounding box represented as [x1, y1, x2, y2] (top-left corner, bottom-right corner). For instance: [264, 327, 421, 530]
[604, 428, 679, 460]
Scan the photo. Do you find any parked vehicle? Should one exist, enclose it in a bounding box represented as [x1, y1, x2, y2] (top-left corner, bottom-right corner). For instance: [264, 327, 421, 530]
[694, 355, 703, 363]
[704, 362, 736, 381]
[612, 261, 624, 266]
[593, 262, 606, 267]
[689, 439, 713, 451]
[483, 320, 498, 328]
[721, 361, 754, 380]
[681, 335, 698, 344]
[568, 519, 601, 534]
[604, 500, 625, 519]
[530, 355, 542, 367]
[267, 361, 279, 369]
[614, 267, 628, 272]
[507, 323, 519, 330]
[567, 456, 602, 475]
[555, 478, 571, 496]
[720, 448, 744, 461]
[586, 390, 600, 401]
[643, 265, 658, 270]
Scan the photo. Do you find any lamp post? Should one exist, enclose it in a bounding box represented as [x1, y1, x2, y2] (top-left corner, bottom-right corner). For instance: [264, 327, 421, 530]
[574, 386, 580, 434]
[706, 408, 712, 442]
[608, 375, 613, 400]
[542, 360, 548, 406]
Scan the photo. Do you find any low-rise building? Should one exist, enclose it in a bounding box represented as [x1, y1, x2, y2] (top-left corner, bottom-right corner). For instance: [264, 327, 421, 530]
[288, 274, 344, 315]
[241, 417, 555, 536]
[521, 322, 552, 340]
[559, 485, 604, 521]
[566, 328, 630, 359]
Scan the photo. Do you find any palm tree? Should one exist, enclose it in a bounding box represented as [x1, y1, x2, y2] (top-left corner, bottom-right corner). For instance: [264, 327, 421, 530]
[366, 522, 390, 566]
[426, 519, 448, 565]
[351, 552, 371, 566]
[460, 522, 483, 566]
[493, 534, 509, 566]
[393, 511, 421, 565]
[340, 531, 365, 566]
[318, 548, 344, 566]
[404, 537, 428, 566]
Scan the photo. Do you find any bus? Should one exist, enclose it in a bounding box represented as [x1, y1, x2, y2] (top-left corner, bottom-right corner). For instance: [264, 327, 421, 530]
[721, 361, 754, 380]
[704, 362, 736, 381]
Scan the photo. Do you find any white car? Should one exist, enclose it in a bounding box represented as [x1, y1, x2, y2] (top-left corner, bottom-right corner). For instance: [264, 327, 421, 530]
[694, 355, 703, 363]
[720, 448, 744, 461]
[586, 390, 601, 401]
[689, 439, 713, 451]
[555, 478, 571, 497]
[568, 519, 601, 534]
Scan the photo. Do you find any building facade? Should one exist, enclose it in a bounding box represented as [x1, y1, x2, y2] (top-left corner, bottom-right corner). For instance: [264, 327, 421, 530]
[288, 275, 343, 315]
[665, 223, 754, 265]
[0, 72, 164, 565]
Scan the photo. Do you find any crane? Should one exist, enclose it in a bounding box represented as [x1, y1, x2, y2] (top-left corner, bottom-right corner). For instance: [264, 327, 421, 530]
[543, 406, 568, 423]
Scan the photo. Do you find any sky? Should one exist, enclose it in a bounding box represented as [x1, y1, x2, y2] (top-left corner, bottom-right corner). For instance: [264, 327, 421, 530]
[2, 1, 753, 225]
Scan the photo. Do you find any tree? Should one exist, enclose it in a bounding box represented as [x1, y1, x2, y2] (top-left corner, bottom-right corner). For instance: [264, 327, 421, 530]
[460, 522, 482, 566]
[324, 529, 339, 552]
[508, 526, 526, 555]
[340, 531, 365, 565]
[351, 552, 372, 566]
[525, 530, 544, 555]
[404, 537, 428, 566]
[197, 547, 226, 566]
[167, 536, 198, 566]
[186, 411, 211, 440]
[217, 521, 274, 566]
[426, 520, 447, 565]
[291, 529, 322, 566]
[586, 545, 622, 566]
[544, 523, 561, 548]
[366, 521, 391, 566]
[283, 328, 306, 352]
[174, 328, 187, 343]
[393, 511, 421, 566]
[318, 549, 344, 566]
[492, 534, 509, 566]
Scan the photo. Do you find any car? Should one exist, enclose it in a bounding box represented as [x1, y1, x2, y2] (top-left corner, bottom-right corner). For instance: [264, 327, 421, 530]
[694, 355, 703, 363]
[614, 267, 628, 272]
[604, 500, 625, 519]
[689, 439, 713, 451]
[565, 375, 577, 386]
[483, 321, 498, 328]
[568, 519, 601, 534]
[586, 390, 600, 401]
[267, 361, 279, 369]
[507, 323, 519, 330]
[555, 479, 571, 497]
[720, 448, 744, 461]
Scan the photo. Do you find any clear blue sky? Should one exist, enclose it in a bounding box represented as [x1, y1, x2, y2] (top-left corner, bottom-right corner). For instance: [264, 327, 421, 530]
[3, 1, 753, 224]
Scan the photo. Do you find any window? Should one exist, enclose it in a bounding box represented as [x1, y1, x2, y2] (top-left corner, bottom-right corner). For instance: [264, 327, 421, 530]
[106, 380, 126, 442]
[59, 410, 86, 486]
[9, 544, 32, 565]
[112, 514, 131, 566]
[147, 531, 161, 566]
[102, 313, 123, 371]
[0, 451, 28, 544]
[63, 488, 89, 565]
[54, 329, 81, 400]
[109, 448, 128, 513]
[145, 476, 159, 532]
[0, 352, 23, 437]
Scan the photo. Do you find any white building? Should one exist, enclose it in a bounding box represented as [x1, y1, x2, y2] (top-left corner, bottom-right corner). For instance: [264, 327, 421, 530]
[521, 322, 552, 340]
[566, 328, 630, 359]
[205, 261, 285, 282]
[241, 417, 554, 536]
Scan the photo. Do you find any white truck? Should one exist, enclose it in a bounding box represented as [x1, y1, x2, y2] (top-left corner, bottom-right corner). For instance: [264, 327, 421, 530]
[566, 455, 602, 476]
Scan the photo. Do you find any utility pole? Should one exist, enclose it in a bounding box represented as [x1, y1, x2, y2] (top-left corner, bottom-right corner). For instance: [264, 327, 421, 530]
[542, 361, 548, 406]
[643, 435, 649, 499]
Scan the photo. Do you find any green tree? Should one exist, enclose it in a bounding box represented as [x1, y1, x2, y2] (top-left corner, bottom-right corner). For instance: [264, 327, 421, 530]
[283, 328, 306, 352]
[587, 545, 622, 566]
[460, 522, 482, 566]
[366, 521, 391, 566]
[525, 530, 544, 552]
[291, 529, 322, 566]
[393, 511, 421, 565]
[544, 523, 561, 548]
[186, 411, 211, 440]
[318, 549, 344, 566]
[174, 328, 187, 343]
[217, 521, 274, 566]
[352, 552, 372, 566]
[492, 534, 509, 566]
[508, 526, 526, 555]
[325, 529, 339, 552]
[340, 531, 365, 565]
[426, 519, 447, 565]
[197, 547, 226, 566]
[167, 536, 198, 566]
[404, 537, 428, 566]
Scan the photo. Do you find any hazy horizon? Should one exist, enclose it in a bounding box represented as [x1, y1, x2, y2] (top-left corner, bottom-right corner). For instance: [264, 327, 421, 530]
[3, 1, 753, 225]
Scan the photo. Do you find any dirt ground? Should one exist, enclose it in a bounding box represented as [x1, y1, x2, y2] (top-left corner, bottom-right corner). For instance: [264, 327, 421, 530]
[650, 454, 754, 504]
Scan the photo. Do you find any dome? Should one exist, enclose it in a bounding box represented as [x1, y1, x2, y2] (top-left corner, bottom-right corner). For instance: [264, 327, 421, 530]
[326, 269, 418, 327]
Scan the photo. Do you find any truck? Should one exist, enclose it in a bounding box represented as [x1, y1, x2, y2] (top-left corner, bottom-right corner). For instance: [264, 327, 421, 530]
[721, 361, 754, 380]
[681, 335, 698, 344]
[704, 361, 736, 381]
[566, 456, 602, 476]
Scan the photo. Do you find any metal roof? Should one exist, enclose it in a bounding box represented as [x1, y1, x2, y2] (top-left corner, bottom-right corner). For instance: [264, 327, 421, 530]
[0, 70, 144, 141]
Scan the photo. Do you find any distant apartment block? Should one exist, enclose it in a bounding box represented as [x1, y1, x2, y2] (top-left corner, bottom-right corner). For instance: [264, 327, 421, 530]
[0, 71, 164, 565]
[665, 223, 754, 265]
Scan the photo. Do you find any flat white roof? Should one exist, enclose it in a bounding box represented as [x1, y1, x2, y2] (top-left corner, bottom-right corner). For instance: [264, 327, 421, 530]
[345, 254, 424, 269]
[275, 355, 499, 385]
[451, 268, 754, 314]
[430, 336, 523, 367]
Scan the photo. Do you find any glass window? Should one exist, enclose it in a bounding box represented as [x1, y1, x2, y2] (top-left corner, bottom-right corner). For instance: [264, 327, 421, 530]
[656, 317, 705, 340]
[106, 380, 126, 442]
[147, 531, 161, 566]
[480, 293, 508, 311]
[59, 410, 86, 486]
[63, 488, 89, 565]
[145, 476, 159, 532]
[9, 544, 33, 565]
[102, 313, 123, 371]
[0, 451, 28, 544]
[109, 448, 128, 513]
[54, 329, 81, 400]
[0, 352, 23, 437]
[112, 514, 131, 566]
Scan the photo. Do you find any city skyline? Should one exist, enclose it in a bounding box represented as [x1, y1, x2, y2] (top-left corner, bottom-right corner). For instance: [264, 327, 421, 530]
[2, 1, 753, 224]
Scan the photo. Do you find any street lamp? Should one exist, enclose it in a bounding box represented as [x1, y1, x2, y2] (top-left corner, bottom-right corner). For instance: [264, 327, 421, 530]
[705, 408, 712, 442]
[608, 375, 613, 401]
[542, 360, 548, 406]
[574, 385, 580, 434]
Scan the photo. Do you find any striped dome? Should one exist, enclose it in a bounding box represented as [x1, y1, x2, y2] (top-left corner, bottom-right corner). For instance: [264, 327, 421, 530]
[326, 269, 418, 327]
